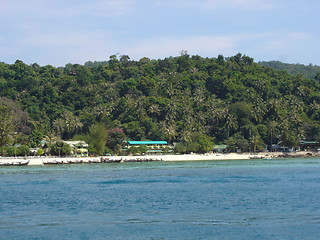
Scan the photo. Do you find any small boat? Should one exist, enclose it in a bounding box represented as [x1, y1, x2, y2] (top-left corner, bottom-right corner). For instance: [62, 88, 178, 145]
[0, 159, 29, 166]
[100, 157, 121, 163]
[249, 155, 264, 159]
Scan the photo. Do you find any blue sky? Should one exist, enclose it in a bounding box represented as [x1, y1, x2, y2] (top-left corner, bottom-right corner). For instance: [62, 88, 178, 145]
[0, 0, 319, 66]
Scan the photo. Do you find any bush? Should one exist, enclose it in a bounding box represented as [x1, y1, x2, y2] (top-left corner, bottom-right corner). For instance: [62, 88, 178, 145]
[50, 142, 71, 156]
[37, 148, 45, 156]
[18, 145, 30, 156]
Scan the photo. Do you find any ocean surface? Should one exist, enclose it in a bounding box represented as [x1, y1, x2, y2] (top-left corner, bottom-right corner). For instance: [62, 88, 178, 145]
[0, 158, 320, 240]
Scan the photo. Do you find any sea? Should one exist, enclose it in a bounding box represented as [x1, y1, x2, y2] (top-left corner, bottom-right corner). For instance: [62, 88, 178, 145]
[0, 158, 319, 240]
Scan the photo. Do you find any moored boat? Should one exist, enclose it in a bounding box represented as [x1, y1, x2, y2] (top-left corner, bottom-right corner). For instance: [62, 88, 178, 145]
[0, 159, 29, 166]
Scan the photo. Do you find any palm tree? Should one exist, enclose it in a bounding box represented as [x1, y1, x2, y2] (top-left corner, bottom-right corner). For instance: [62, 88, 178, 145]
[44, 131, 60, 145]
[267, 98, 282, 121]
[53, 111, 83, 139]
[251, 101, 266, 123]
[310, 100, 320, 120]
[251, 135, 262, 152]
[268, 121, 279, 146]
[147, 104, 161, 118]
[43, 130, 61, 154]
[160, 120, 177, 143]
[225, 113, 238, 138]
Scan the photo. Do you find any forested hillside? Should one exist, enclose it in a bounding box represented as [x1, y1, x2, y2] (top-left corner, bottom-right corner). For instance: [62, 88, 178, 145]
[1, 53, 320, 154]
[259, 61, 320, 80]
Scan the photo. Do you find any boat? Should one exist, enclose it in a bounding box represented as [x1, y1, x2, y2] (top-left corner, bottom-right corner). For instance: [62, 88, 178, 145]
[249, 155, 264, 159]
[100, 157, 121, 163]
[0, 159, 29, 166]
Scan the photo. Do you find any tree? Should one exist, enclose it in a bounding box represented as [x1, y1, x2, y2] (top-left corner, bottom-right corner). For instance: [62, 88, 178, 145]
[53, 111, 83, 139]
[225, 113, 238, 137]
[106, 128, 126, 152]
[0, 104, 14, 145]
[44, 130, 60, 146]
[18, 145, 30, 156]
[268, 121, 279, 145]
[175, 133, 213, 154]
[29, 129, 43, 148]
[0, 97, 31, 146]
[50, 142, 71, 156]
[88, 123, 107, 155]
[193, 133, 214, 153]
[251, 134, 264, 152]
[2, 53, 320, 151]
[225, 133, 249, 152]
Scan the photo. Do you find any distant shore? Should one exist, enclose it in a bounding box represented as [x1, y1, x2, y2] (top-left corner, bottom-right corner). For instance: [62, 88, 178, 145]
[1, 151, 319, 166]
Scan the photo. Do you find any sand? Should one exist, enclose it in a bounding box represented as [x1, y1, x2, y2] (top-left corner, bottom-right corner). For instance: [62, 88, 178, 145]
[26, 153, 259, 165]
[1, 151, 315, 166]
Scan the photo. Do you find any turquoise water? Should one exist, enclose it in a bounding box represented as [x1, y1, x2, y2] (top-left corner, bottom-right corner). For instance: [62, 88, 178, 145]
[0, 158, 320, 239]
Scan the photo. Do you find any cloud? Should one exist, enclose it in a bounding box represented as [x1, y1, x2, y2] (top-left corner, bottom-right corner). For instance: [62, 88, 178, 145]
[1, 0, 319, 66]
[18, 30, 118, 65]
[121, 31, 316, 63]
[124, 35, 235, 59]
[253, 32, 313, 52]
[4, 28, 315, 66]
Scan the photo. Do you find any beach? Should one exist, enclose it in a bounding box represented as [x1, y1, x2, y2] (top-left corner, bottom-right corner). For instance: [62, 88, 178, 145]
[1, 151, 317, 166]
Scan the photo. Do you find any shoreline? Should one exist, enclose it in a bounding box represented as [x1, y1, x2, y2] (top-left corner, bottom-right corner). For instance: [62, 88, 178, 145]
[0, 151, 319, 166]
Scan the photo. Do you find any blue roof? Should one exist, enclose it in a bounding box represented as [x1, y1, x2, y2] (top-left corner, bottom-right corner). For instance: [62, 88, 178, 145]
[128, 141, 168, 145]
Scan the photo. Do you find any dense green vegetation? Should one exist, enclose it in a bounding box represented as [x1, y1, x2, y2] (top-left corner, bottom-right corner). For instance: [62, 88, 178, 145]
[1, 53, 320, 155]
[259, 61, 320, 80]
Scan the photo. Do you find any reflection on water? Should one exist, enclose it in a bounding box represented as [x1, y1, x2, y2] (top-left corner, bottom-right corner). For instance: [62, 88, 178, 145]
[1, 158, 320, 239]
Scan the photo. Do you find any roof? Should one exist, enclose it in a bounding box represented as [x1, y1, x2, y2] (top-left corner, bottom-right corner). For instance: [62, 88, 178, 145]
[213, 145, 227, 149]
[128, 141, 168, 145]
[63, 141, 89, 147]
[300, 141, 320, 144]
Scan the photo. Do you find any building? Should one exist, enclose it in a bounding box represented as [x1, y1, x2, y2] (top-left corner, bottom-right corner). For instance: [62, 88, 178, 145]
[63, 141, 89, 157]
[299, 141, 320, 151]
[125, 141, 172, 154]
[213, 145, 227, 153]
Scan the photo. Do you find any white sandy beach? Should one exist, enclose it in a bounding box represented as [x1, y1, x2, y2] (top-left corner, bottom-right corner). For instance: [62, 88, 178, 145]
[109, 153, 253, 162]
[0, 153, 266, 166]
[1, 151, 314, 166]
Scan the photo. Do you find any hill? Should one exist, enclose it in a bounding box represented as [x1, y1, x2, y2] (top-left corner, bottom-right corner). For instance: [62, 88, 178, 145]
[258, 61, 320, 80]
[1, 53, 320, 154]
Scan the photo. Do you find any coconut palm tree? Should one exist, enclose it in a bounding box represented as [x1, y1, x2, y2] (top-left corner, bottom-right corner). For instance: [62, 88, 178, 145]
[53, 111, 83, 139]
[251, 134, 263, 152]
[268, 121, 279, 146]
[225, 113, 238, 138]
[43, 130, 61, 154]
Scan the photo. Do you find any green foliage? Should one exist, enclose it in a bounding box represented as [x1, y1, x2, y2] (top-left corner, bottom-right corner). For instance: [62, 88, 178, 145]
[127, 145, 148, 155]
[0, 145, 30, 156]
[29, 129, 43, 148]
[175, 133, 214, 154]
[106, 128, 126, 152]
[259, 61, 320, 80]
[225, 133, 250, 152]
[0, 97, 31, 146]
[50, 142, 71, 156]
[1, 54, 320, 152]
[37, 148, 45, 156]
[87, 123, 107, 155]
[18, 145, 30, 156]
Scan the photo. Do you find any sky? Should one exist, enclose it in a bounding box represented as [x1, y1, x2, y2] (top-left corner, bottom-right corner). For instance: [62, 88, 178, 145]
[0, 0, 319, 66]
